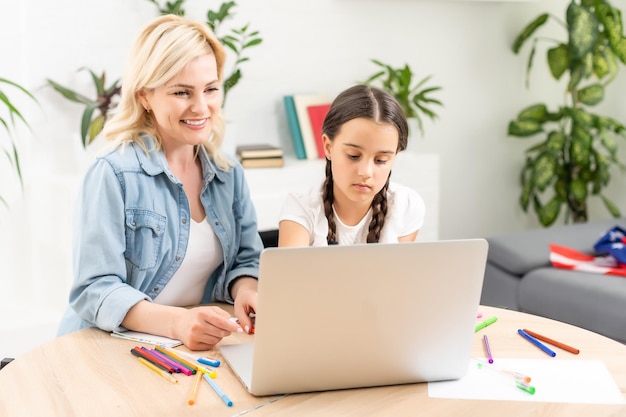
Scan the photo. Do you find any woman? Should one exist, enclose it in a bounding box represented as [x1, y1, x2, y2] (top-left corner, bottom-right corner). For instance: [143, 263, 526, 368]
[57, 14, 261, 349]
[279, 85, 425, 246]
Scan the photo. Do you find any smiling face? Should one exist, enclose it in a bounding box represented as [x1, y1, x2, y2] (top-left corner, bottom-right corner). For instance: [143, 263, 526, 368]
[323, 117, 399, 213]
[138, 53, 222, 151]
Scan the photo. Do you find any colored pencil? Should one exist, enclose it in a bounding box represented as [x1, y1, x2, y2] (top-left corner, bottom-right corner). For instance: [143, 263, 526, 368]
[522, 329, 580, 354]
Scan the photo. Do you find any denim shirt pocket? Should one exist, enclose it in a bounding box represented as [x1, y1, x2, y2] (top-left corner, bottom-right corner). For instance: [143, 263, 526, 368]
[125, 209, 166, 270]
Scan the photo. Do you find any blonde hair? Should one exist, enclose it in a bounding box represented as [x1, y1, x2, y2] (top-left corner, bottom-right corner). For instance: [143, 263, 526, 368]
[102, 14, 232, 170]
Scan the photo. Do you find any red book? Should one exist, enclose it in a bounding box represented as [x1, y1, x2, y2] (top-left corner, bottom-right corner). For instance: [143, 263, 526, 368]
[307, 103, 331, 158]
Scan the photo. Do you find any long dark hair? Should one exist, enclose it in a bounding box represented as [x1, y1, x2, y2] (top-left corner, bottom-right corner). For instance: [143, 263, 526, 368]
[321, 85, 408, 245]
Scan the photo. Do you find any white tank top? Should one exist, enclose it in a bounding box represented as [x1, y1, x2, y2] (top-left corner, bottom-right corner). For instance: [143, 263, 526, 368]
[153, 217, 223, 306]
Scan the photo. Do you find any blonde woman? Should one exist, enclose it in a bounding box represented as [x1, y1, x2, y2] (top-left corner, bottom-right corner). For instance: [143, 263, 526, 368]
[58, 14, 261, 349]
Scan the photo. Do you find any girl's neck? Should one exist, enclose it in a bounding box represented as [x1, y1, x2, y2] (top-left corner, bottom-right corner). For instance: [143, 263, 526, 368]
[332, 192, 372, 227]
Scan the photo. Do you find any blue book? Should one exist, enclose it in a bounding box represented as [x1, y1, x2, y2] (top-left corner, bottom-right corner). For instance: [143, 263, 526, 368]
[283, 95, 307, 160]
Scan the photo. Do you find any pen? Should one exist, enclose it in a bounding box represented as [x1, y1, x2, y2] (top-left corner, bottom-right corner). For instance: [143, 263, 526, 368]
[517, 329, 556, 357]
[522, 328, 580, 354]
[474, 316, 497, 332]
[137, 357, 178, 384]
[188, 370, 203, 405]
[203, 374, 233, 407]
[483, 335, 494, 363]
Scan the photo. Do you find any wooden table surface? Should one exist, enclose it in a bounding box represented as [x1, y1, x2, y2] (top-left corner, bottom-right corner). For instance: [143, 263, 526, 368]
[1, 305, 625, 417]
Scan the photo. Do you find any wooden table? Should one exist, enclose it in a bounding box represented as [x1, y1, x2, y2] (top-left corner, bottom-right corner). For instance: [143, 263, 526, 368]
[1, 305, 625, 417]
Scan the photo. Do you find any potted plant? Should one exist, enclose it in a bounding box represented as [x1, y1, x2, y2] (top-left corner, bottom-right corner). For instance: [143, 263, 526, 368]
[0, 77, 37, 207]
[508, 0, 626, 227]
[47, 69, 120, 147]
[363, 59, 443, 137]
[47, 0, 262, 147]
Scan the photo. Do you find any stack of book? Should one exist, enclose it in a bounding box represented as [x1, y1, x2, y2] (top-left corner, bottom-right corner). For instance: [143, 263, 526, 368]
[236, 144, 284, 168]
[283, 93, 332, 160]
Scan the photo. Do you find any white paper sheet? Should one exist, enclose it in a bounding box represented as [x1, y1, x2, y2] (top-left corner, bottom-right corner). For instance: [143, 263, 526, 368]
[428, 358, 625, 404]
[111, 330, 183, 347]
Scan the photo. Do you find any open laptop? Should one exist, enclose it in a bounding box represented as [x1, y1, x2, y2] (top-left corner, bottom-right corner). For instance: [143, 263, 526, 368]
[220, 239, 488, 396]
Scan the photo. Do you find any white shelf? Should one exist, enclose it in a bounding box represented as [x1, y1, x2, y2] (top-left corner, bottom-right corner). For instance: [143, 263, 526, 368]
[243, 152, 440, 241]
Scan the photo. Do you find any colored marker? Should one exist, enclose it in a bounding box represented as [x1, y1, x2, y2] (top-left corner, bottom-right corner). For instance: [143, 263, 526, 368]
[483, 335, 494, 363]
[522, 329, 580, 354]
[476, 359, 531, 383]
[130, 347, 173, 373]
[517, 329, 556, 357]
[475, 316, 497, 332]
[173, 349, 221, 367]
[515, 380, 536, 395]
[136, 357, 178, 384]
[155, 346, 198, 374]
[188, 370, 203, 405]
[203, 374, 233, 407]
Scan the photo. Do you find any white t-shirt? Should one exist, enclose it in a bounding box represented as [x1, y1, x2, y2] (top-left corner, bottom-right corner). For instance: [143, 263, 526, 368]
[279, 182, 426, 246]
[153, 217, 223, 306]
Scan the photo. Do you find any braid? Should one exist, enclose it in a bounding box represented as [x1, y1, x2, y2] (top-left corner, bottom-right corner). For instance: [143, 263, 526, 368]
[366, 178, 390, 243]
[322, 160, 338, 245]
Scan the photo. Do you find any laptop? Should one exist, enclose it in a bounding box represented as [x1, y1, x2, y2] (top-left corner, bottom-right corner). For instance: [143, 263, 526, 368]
[220, 239, 488, 396]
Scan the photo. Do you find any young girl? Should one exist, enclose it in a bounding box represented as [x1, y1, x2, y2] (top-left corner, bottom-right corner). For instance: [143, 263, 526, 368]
[278, 84, 425, 246]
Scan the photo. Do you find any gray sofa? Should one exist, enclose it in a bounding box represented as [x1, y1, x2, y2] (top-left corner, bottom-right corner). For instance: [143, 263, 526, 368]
[480, 218, 626, 344]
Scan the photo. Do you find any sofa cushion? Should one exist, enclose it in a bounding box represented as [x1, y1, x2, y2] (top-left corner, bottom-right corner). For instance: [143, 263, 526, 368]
[487, 218, 626, 276]
[518, 267, 626, 343]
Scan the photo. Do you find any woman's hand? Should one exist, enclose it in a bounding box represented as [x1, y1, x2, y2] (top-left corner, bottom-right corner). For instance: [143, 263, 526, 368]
[173, 305, 242, 350]
[231, 277, 258, 333]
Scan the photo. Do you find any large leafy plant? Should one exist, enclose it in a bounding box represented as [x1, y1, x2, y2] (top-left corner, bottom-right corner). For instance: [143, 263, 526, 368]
[508, 0, 626, 227]
[47, 0, 261, 147]
[0, 77, 37, 207]
[364, 59, 443, 137]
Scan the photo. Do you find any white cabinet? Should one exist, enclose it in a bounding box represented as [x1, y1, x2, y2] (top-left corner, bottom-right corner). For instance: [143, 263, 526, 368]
[243, 151, 439, 241]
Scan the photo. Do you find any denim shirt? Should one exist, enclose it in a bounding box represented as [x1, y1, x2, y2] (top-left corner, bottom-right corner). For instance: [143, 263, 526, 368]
[57, 136, 263, 336]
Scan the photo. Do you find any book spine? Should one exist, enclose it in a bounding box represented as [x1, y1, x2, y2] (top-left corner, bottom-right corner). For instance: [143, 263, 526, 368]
[283, 96, 307, 160]
[293, 95, 320, 161]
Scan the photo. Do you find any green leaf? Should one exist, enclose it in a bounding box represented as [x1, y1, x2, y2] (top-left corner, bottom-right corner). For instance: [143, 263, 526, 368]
[532, 151, 557, 191]
[80, 103, 98, 148]
[513, 13, 549, 54]
[88, 114, 105, 145]
[547, 44, 569, 80]
[545, 130, 566, 152]
[570, 125, 592, 167]
[596, 3, 626, 63]
[535, 195, 561, 227]
[508, 120, 543, 137]
[570, 179, 588, 201]
[576, 83, 604, 105]
[601, 195, 622, 217]
[567, 3, 599, 59]
[518, 104, 547, 122]
[46, 79, 93, 105]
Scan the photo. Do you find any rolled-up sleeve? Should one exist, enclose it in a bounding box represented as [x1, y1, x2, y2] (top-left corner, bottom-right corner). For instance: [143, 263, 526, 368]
[69, 158, 148, 331]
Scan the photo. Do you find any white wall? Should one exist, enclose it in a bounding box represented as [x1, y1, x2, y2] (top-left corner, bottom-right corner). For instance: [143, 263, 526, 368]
[2, 0, 626, 345]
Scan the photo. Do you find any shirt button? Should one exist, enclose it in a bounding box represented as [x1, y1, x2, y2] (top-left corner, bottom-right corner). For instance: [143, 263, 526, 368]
[182, 219, 187, 224]
[131, 221, 136, 226]
[156, 227, 160, 232]
[153, 287, 159, 292]
[176, 256, 180, 262]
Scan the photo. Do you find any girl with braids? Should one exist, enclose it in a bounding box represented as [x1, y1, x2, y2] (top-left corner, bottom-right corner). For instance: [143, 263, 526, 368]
[278, 84, 425, 247]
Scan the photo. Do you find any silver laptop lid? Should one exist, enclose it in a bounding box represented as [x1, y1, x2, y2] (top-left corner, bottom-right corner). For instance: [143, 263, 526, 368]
[222, 239, 488, 396]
